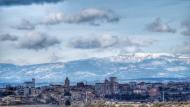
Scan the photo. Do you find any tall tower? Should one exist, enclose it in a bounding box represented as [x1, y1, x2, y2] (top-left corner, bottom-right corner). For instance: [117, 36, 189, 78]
[64, 77, 70, 87]
[64, 77, 70, 93]
[32, 78, 35, 88]
[63, 77, 71, 106]
[109, 77, 119, 95]
[104, 79, 111, 95]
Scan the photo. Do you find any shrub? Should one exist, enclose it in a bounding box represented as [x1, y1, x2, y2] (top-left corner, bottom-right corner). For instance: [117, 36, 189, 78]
[139, 104, 148, 107]
[125, 105, 135, 107]
[151, 103, 163, 107]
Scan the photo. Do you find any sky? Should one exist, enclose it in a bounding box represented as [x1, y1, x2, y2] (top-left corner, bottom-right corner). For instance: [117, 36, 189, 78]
[0, 0, 190, 65]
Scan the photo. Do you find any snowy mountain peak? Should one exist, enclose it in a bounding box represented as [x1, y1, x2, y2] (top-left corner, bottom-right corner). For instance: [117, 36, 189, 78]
[108, 53, 177, 63]
[0, 53, 190, 83]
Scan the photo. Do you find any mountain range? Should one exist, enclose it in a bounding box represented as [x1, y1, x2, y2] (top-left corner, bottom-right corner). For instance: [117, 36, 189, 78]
[0, 53, 190, 84]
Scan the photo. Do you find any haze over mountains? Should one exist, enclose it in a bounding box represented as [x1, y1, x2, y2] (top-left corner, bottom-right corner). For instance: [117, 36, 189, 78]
[0, 53, 190, 84]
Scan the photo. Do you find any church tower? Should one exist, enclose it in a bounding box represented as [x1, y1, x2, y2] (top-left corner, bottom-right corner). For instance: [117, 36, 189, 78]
[64, 77, 70, 92]
[63, 77, 71, 106]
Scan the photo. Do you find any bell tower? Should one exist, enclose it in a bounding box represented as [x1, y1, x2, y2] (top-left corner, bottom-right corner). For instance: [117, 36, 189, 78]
[64, 77, 70, 92]
[63, 77, 71, 106]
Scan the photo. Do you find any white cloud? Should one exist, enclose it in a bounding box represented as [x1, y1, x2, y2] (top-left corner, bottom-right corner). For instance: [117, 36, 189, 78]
[43, 8, 119, 26]
[69, 34, 154, 49]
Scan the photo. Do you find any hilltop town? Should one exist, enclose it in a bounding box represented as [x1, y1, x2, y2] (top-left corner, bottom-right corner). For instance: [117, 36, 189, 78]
[0, 77, 190, 107]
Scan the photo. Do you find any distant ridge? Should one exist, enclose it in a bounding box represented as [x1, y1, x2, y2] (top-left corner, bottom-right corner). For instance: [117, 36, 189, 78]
[0, 53, 190, 83]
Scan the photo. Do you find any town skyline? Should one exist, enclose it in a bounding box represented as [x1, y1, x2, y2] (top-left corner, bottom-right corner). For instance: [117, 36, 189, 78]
[1, 76, 190, 106]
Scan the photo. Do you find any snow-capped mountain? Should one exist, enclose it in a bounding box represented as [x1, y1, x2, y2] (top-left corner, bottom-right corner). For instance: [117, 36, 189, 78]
[0, 53, 190, 84]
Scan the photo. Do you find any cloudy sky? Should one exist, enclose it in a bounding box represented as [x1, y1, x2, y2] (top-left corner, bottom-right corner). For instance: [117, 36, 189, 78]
[0, 0, 190, 65]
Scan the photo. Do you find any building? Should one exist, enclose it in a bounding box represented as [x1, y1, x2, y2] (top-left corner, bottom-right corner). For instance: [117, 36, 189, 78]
[63, 77, 72, 106]
[133, 89, 147, 95]
[148, 87, 160, 97]
[64, 77, 70, 93]
[104, 79, 111, 95]
[109, 77, 119, 94]
[95, 83, 105, 97]
[77, 82, 85, 88]
[24, 78, 35, 97]
[95, 77, 119, 97]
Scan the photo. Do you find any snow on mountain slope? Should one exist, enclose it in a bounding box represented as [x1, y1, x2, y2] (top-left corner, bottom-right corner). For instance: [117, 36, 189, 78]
[0, 53, 190, 83]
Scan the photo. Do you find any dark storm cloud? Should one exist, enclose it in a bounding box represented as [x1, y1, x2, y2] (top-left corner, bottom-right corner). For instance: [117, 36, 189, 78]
[0, 33, 18, 41]
[18, 32, 60, 50]
[146, 17, 176, 33]
[43, 8, 120, 26]
[181, 20, 190, 36]
[0, 0, 64, 6]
